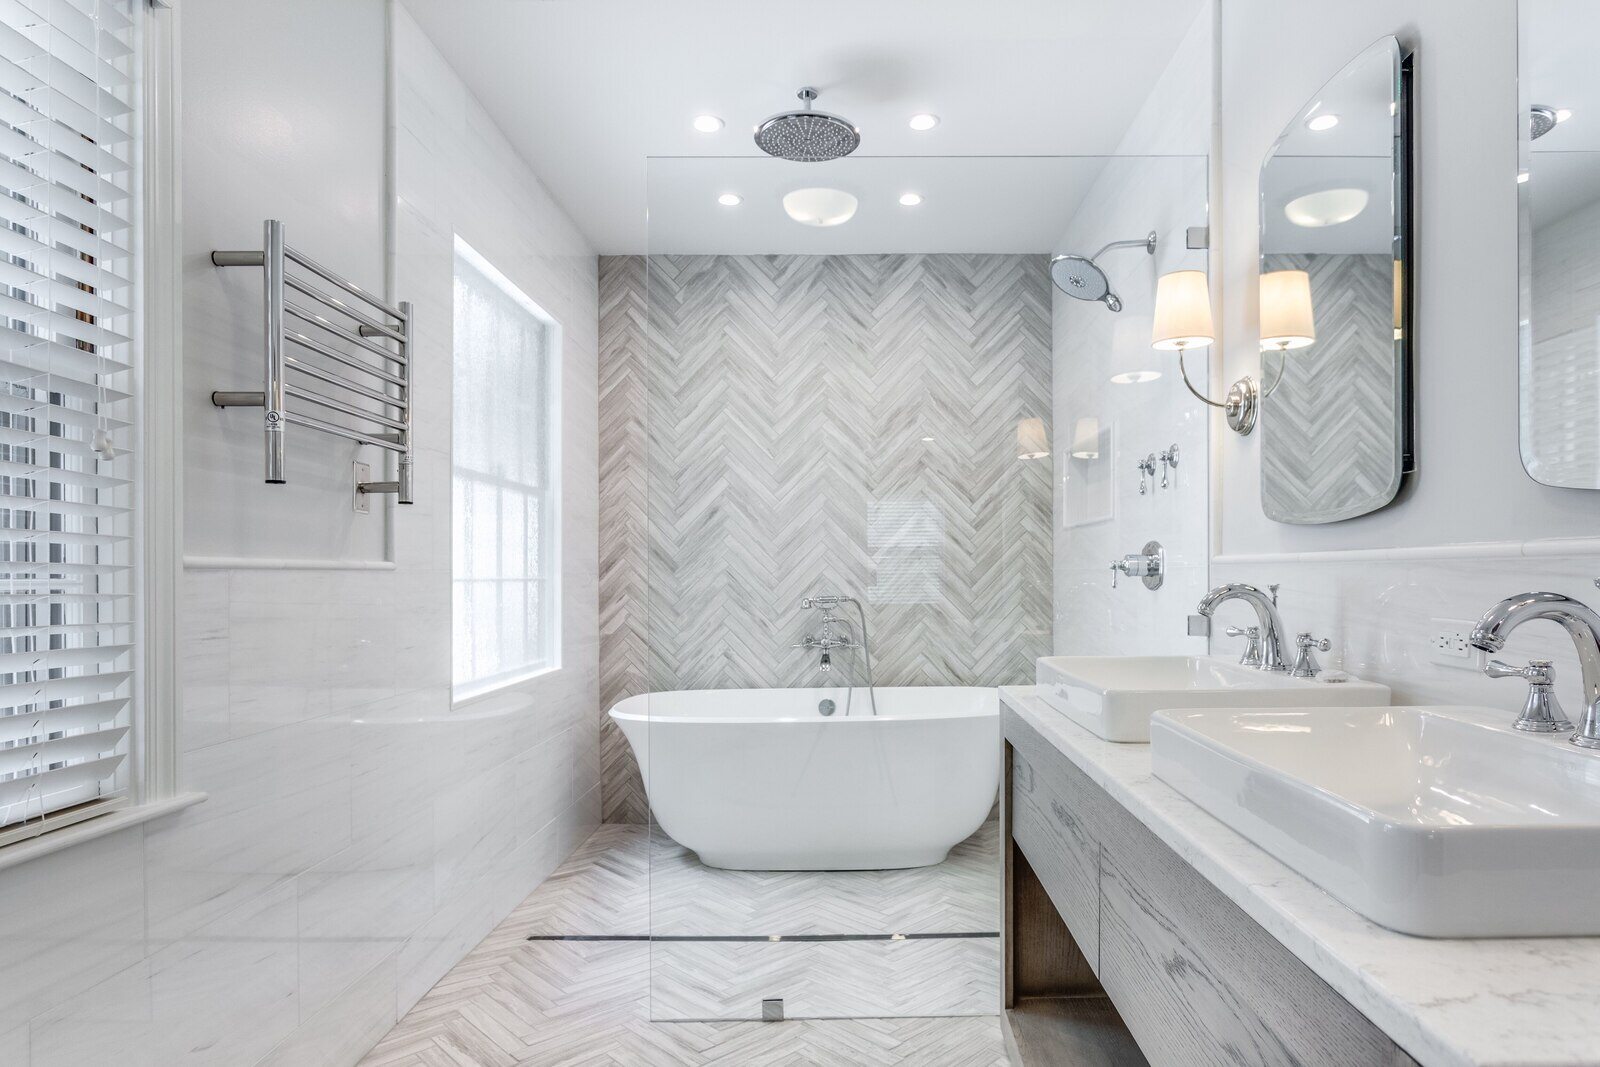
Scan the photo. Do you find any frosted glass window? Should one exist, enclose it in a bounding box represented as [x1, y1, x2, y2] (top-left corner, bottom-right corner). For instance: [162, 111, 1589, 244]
[452, 238, 560, 697]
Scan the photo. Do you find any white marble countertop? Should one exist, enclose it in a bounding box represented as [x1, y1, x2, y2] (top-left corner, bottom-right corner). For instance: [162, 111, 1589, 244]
[1000, 685, 1600, 1067]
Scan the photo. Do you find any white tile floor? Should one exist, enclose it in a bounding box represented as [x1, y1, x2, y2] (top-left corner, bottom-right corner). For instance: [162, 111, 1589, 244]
[360, 822, 1007, 1065]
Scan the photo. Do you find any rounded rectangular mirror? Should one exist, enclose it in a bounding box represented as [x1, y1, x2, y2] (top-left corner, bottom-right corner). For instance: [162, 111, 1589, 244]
[1257, 35, 1414, 524]
[1519, 0, 1600, 488]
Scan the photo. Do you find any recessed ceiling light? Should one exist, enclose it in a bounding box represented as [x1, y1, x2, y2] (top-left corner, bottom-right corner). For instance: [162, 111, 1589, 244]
[693, 115, 725, 133]
[1284, 187, 1369, 227]
[1110, 370, 1162, 385]
[908, 113, 940, 131]
[782, 187, 858, 227]
[1557, 108, 1574, 123]
[717, 192, 742, 207]
[1306, 113, 1340, 132]
[898, 192, 923, 207]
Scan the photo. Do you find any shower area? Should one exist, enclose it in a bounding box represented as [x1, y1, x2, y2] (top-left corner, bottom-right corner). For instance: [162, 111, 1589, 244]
[591, 147, 1207, 1023]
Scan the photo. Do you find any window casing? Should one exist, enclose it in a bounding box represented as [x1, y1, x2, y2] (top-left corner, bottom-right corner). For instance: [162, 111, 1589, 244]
[0, 0, 142, 843]
[451, 237, 561, 700]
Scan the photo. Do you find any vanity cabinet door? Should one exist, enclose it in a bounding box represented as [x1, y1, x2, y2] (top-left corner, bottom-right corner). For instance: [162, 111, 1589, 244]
[1097, 805, 1415, 1067]
[1005, 707, 1105, 969]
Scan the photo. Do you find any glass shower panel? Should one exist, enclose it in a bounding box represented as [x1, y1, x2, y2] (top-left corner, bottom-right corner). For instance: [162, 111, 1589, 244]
[623, 153, 1208, 1022]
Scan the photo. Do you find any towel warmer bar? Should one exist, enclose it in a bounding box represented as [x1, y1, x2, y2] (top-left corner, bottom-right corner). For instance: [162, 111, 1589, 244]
[210, 219, 413, 503]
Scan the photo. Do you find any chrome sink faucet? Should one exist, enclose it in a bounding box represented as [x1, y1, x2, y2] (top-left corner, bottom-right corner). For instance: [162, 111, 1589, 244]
[1470, 591, 1600, 748]
[1193, 583, 1291, 672]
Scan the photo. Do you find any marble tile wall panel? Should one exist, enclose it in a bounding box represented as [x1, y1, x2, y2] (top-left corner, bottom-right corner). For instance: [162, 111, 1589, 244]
[598, 253, 1053, 822]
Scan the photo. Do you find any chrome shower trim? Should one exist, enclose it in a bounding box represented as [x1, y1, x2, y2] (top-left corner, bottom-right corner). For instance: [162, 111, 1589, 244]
[1048, 230, 1157, 312]
[754, 87, 861, 162]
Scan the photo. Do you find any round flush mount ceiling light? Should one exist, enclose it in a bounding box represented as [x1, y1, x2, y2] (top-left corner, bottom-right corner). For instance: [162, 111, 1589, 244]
[782, 187, 858, 227]
[1306, 113, 1340, 132]
[908, 113, 940, 131]
[717, 192, 742, 207]
[1284, 187, 1369, 227]
[898, 192, 923, 207]
[693, 115, 725, 133]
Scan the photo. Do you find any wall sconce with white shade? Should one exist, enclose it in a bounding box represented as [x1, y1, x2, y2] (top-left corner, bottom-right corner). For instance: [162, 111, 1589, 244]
[1151, 269, 1259, 435]
[1258, 268, 1316, 399]
[1069, 417, 1101, 459]
[1016, 417, 1050, 460]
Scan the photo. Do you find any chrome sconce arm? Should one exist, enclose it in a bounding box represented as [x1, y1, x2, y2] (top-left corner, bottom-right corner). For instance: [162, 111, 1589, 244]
[1152, 269, 1260, 436]
[1171, 340, 1260, 436]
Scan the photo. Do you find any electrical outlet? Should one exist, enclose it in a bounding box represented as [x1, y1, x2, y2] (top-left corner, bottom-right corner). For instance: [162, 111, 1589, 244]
[353, 461, 371, 514]
[1430, 618, 1480, 669]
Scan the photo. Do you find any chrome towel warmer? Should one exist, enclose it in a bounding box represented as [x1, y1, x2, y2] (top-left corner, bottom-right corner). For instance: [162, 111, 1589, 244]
[210, 219, 413, 503]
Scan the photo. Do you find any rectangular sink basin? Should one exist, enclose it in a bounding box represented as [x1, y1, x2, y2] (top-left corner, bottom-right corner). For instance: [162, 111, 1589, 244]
[1152, 706, 1600, 938]
[1034, 656, 1389, 742]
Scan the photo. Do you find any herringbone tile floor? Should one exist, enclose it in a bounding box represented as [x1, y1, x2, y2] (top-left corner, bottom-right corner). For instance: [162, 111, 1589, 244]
[360, 824, 1007, 1066]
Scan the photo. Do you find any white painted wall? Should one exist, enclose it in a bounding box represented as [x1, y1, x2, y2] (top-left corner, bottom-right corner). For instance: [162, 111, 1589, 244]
[1052, 5, 1213, 657]
[0, 4, 600, 1064]
[1211, 1, 1600, 718]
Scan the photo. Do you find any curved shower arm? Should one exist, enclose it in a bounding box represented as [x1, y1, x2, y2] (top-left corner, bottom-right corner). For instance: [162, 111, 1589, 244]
[1089, 230, 1158, 262]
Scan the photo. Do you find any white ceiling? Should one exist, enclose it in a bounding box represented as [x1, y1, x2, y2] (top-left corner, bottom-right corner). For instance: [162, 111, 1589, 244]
[402, 0, 1208, 253]
[1526, 0, 1600, 225]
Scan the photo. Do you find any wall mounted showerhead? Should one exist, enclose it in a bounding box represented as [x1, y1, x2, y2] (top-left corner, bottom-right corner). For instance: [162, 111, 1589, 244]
[755, 87, 861, 162]
[1530, 104, 1558, 140]
[1049, 230, 1157, 313]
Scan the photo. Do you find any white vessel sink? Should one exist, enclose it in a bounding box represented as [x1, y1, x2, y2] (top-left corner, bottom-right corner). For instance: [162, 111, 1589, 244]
[1151, 706, 1600, 938]
[1034, 656, 1389, 742]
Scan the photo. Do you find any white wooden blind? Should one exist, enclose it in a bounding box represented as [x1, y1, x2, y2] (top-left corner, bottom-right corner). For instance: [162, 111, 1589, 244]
[0, 0, 138, 838]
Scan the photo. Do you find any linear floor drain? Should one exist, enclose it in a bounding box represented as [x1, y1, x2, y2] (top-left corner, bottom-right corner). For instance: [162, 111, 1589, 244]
[761, 998, 784, 1022]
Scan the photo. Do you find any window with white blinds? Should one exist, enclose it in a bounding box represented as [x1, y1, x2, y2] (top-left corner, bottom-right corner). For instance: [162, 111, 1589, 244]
[0, 0, 141, 841]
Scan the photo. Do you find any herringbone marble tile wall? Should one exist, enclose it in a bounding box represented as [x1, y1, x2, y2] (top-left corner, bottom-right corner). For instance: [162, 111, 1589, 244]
[1260, 253, 1400, 524]
[598, 254, 1052, 823]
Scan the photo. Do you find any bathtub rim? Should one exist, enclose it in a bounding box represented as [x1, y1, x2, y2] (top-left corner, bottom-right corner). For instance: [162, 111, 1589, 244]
[607, 684, 999, 727]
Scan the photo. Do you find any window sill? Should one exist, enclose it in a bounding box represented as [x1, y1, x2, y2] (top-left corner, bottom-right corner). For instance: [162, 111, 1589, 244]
[452, 664, 563, 710]
[0, 792, 207, 874]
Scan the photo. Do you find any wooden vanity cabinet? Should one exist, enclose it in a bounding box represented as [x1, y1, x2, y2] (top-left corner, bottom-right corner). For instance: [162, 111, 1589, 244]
[1002, 704, 1419, 1067]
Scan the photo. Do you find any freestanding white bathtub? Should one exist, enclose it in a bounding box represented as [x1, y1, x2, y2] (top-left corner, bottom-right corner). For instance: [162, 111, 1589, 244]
[609, 686, 999, 871]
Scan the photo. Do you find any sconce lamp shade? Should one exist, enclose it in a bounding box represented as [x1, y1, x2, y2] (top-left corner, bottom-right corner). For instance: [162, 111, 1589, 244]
[1151, 270, 1215, 350]
[1069, 417, 1100, 459]
[1016, 417, 1050, 460]
[1259, 269, 1316, 350]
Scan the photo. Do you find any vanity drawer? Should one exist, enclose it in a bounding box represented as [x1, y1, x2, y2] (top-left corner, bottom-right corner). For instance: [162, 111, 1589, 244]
[1096, 802, 1416, 1067]
[1005, 707, 1105, 967]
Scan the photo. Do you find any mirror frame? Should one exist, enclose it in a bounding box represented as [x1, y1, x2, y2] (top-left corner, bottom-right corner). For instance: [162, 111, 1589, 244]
[1256, 37, 1416, 524]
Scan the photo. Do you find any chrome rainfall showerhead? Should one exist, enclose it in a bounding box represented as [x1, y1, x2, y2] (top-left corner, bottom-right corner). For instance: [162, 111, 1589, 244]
[1050, 255, 1116, 309]
[754, 87, 861, 163]
[1049, 230, 1158, 313]
[1530, 104, 1558, 140]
